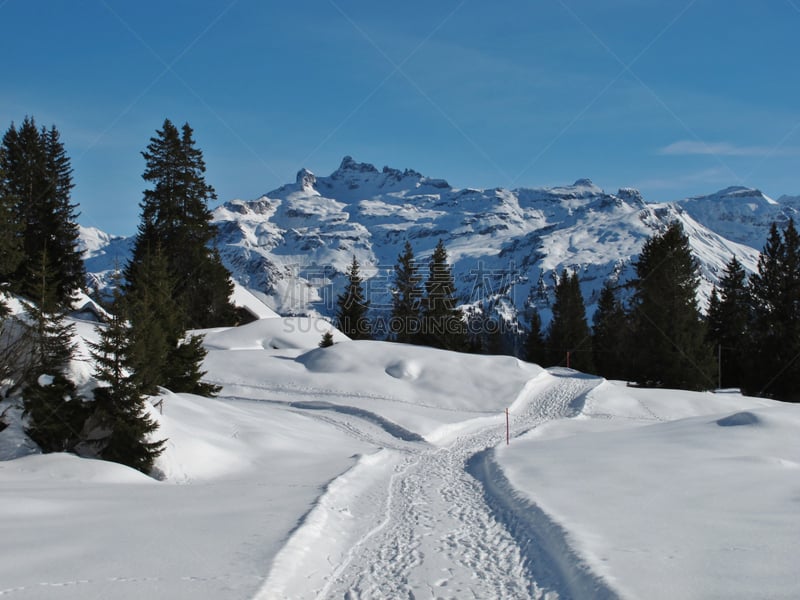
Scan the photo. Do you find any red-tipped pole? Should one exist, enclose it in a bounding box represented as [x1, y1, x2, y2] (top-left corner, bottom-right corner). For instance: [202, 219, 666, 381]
[506, 407, 509, 445]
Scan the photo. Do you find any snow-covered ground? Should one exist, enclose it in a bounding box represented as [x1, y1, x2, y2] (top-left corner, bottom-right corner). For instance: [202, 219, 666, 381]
[492, 382, 800, 599]
[1, 316, 798, 599]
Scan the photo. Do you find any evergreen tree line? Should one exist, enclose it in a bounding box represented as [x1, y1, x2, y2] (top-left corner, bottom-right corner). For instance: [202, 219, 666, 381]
[0, 117, 237, 473]
[706, 219, 800, 401]
[525, 222, 715, 391]
[320, 214, 800, 404]
[573, 221, 712, 390]
[334, 239, 467, 351]
[529, 220, 800, 402]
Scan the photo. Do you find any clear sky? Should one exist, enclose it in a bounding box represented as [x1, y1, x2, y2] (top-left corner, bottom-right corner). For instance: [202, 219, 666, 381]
[3, 0, 800, 235]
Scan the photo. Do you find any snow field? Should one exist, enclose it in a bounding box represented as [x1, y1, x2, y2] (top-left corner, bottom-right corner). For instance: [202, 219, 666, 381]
[255, 370, 601, 599]
[0, 391, 375, 599]
[203, 337, 543, 442]
[496, 381, 800, 599]
[2, 315, 799, 600]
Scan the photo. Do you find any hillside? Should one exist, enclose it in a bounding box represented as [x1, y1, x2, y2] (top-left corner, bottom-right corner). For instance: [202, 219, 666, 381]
[0, 315, 797, 599]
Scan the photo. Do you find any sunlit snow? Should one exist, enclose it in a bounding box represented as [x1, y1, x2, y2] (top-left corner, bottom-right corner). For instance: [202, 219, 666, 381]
[1, 314, 797, 599]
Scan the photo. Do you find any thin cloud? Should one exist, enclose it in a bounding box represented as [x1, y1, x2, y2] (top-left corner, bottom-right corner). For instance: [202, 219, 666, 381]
[634, 167, 734, 196]
[659, 140, 800, 157]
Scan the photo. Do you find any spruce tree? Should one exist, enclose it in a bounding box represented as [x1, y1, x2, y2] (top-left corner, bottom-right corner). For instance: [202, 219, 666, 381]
[319, 330, 335, 348]
[390, 241, 423, 343]
[41, 125, 84, 299]
[0, 118, 84, 305]
[163, 334, 220, 397]
[422, 240, 465, 350]
[0, 147, 22, 287]
[128, 119, 235, 330]
[87, 275, 165, 473]
[630, 222, 713, 390]
[22, 248, 87, 452]
[706, 256, 749, 389]
[125, 245, 181, 395]
[464, 302, 506, 355]
[524, 309, 546, 365]
[746, 220, 800, 400]
[336, 256, 372, 340]
[592, 281, 630, 380]
[546, 270, 593, 371]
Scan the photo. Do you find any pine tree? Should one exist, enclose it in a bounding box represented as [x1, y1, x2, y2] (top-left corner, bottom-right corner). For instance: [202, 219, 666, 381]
[465, 302, 507, 355]
[546, 270, 593, 371]
[0, 118, 84, 306]
[41, 125, 84, 299]
[125, 245, 181, 395]
[0, 145, 22, 287]
[630, 222, 713, 390]
[319, 330, 335, 348]
[87, 275, 165, 473]
[706, 256, 749, 389]
[128, 119, 235, 330]
[746, 220, 800, 400]
[390, 241, 423, 343]
[163, 334, 220, 397]
[524, 309, 546, 365]
[22, 249, 87, 452]
[125, 243, 218, 397]
[592, 281, 630, 380]
[336, 256, 372, 340]
[422, 240, 465, 350]
[0, 118, 44, 294]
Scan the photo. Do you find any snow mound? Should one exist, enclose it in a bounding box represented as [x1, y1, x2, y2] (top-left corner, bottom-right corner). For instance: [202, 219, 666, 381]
[0, 453, 155, 485]
[385, 359, 421, 380]
[205, 339, 543, 440]
[202, 316, 348, 351]
[716, 411, 761, 427]
[293, 341, 541, 414]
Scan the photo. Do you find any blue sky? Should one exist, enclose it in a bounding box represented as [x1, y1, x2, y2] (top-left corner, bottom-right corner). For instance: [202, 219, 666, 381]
[3, 0, 800, 235]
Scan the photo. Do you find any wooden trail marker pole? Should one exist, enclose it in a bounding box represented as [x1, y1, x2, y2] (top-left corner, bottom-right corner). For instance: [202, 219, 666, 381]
[506, 408, 509, 445]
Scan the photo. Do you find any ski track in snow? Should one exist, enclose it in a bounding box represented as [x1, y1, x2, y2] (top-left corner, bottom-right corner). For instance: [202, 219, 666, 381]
[253, 369, 603, 600]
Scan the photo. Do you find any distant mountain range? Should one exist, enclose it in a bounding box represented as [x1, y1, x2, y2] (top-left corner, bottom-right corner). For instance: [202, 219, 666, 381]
[81, 156, 800, 330]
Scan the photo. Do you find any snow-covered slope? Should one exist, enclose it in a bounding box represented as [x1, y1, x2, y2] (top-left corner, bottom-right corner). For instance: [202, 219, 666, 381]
[82, 158, 796, 327]
[494, 383, 800, 599]
[78, 225, 135, 293]
[675, 186, 797, 249]
[1, 317, 797, 599]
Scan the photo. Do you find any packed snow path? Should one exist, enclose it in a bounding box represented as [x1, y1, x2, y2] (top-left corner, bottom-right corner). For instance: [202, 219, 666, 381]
[255, 370, 601, 600]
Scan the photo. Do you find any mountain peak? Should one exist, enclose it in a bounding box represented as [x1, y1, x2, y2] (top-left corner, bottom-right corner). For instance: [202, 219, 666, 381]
[296, 168, 317, 190]
[617, 187, 645, 206]
[337, 155, 378, 175]
[573, 178, 595, 187]
[691, 186, 776, 205]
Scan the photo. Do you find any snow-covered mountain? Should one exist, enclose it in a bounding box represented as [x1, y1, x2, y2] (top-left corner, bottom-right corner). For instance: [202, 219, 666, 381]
[206, 157, 760, 327]
[78, 225, 135, 294]
[674, 186, 798, 250]
[83, 157, 790, 328]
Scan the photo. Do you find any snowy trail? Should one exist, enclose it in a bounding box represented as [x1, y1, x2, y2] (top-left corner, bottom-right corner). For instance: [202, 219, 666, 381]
[254, 370, 602, 600]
